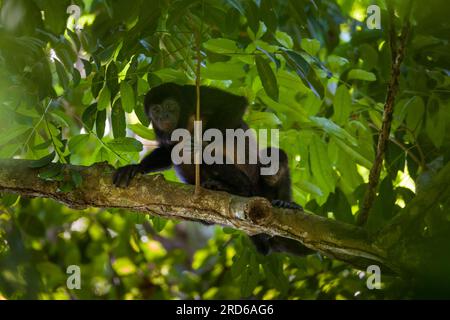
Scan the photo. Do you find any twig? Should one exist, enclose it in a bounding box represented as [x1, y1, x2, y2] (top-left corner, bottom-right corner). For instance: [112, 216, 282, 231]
[367, 122, 423, 169]
[193, 3, 204, 195]
[357, 9, 411, 226]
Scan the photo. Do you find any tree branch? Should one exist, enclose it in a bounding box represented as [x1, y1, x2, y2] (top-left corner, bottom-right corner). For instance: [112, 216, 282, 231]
[0, 159, 397, 273]
[358, 15, 411, 226]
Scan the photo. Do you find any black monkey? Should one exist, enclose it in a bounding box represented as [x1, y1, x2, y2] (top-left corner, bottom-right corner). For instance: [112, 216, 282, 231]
[113, 83, 258, 196]
[113, 83, 312, 256]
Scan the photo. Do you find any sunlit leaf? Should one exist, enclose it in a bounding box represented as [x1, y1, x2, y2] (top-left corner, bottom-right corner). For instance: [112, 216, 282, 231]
[97, 86, 111, 111]
[120, 81, 135, 113]
[128, 123, 155, 140]
[28, 152, 56, 168]
[348, 69, 376, 81]
[107, 137, 143, 152]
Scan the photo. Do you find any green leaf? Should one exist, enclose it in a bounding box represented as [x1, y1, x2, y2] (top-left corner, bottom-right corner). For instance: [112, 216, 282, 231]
[263, 255, 289, 294]
[295, 180, 323, 197]
[255, 55, 279, 101]
[246, 111, 281, 127]
[283, 50, 309, 74]
[68, 134, 90, 153]
[231, 244, 249, 278]
[225, 8, 240, 34]
[226, 0, 245, 15]
[0, 126, 31, 145]
[18, 212, 45, 238]
[2, 193, 20, 207]
[359, 44, 378, 70]
[256, 45, 280, 69]
[72, 68, 81, 87]
[334, 138, 372, 168]
[120, 81, 135, 113]
[151, 216, 168, 232]
[203, 38, 239, 54]
[301, 38, 321, 56]
[96, 109, 107, 138]
[405, 96, 425, 132]
[260, 0, 277, 32]
[111, 100, 126, 138]
[202, 62, 246, 80]
[310, 116, 357, 146]
[152, 69, 188, 84]
[348, 69, 376, 81]
[82, 103, 97, 130]
[426, 98, 445, 148]
[222, 227, 237, 234]
[37, 0, 68, 33]
[81, 59, 92, 77]
[333, 85, 352, 125]
[97, 86, 111, 111]
[327, 55, 349, 72]
[275, 31, 293, 49]
[55, 59, 69, 89]
[327, 189, 354, 224]
[36, 262, 66, 288]
[28, 152, 56, 168]
[38, 164, 64, 181]
[50, 110, 70, 128]
[95, 147, 114, 163]
[282, 50, 323, 98]
[245, 0, 259, 34]
[134, 102, 150, 127]
[107, 137, 143, 152]
[129, 123, 155, 140]
[309, 135, 335, 197]
[240, 257, 259, 297]
[91, 71, 104, 98]
[106, 62, 119, 97]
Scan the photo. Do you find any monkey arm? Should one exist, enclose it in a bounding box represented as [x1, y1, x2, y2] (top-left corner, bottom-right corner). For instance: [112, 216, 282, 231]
[113, 147, 172, 187]
[139, 147, 173, 173]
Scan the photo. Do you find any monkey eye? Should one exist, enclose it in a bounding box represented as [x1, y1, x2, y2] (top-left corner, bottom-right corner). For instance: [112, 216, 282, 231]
[163, 98, 178, 111]
[151, 104, 162, 113]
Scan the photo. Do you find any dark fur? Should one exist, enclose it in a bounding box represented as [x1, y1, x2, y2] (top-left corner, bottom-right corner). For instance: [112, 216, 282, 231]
[114, 83, 312, 256]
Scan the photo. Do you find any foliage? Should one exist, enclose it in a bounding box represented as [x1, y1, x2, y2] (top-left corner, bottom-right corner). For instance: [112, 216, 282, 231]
[0, 0, 449, 299]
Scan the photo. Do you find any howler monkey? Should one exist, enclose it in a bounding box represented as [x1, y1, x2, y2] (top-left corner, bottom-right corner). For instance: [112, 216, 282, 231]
[113, 83, 257, 196]
[113, 83, 312, 256]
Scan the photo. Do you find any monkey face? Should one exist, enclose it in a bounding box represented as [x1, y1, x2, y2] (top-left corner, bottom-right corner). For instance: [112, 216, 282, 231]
[148, 98, 180, 132]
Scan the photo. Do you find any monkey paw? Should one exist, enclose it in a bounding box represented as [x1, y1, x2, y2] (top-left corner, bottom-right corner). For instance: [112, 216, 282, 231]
[271, 200, 303, 210]
[113, 164, 142, 188]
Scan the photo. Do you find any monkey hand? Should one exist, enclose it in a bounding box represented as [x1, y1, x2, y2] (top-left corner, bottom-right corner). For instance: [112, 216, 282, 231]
[113, 164, 142, 187]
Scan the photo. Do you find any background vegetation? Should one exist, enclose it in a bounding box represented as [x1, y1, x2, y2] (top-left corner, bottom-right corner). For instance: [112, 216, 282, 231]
[0, 0, 449, 299]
